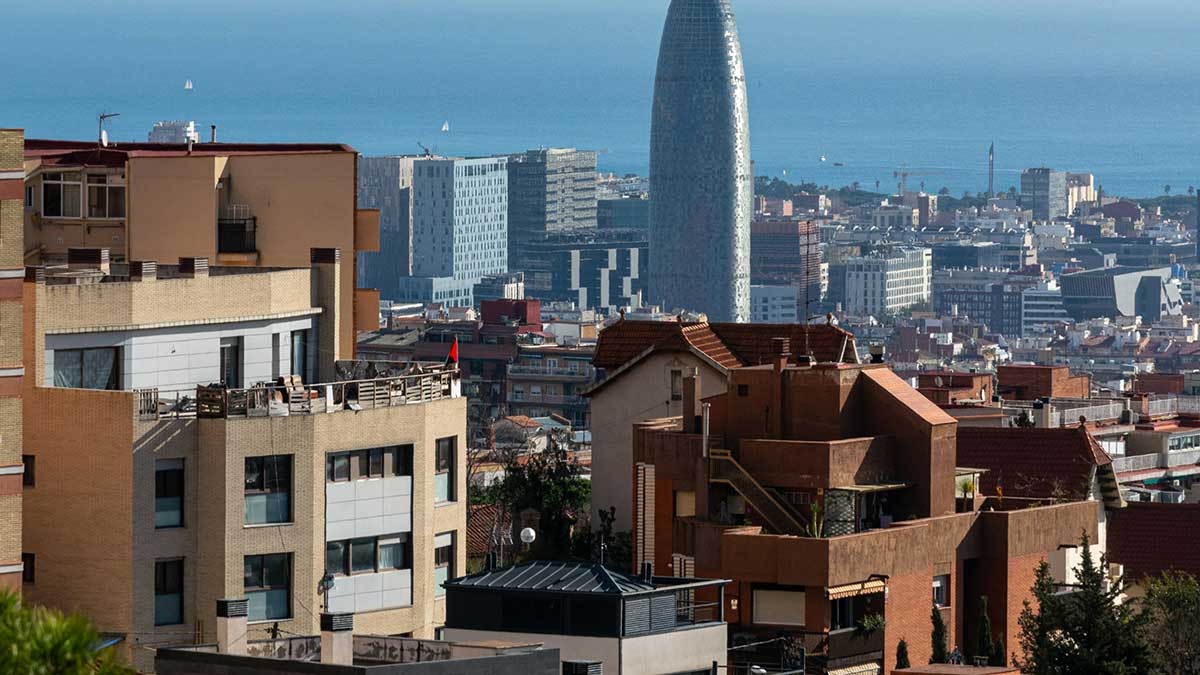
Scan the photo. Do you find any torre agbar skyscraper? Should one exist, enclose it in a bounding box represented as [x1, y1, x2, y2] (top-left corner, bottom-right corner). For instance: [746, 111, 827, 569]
[649, 0, 753, 323]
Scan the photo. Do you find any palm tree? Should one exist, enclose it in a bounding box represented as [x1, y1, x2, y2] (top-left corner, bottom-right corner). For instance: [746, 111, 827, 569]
[0, 589, 131, 674]
[1165, 184, 1172, 196]
[1189, 186, 1195, 197]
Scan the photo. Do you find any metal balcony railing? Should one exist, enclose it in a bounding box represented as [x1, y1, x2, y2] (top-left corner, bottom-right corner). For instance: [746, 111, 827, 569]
[218, 205, 257, 254]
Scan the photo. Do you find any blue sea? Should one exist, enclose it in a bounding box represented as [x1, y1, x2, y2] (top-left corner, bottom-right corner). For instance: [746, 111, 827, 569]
[4, 0, 1200, 198]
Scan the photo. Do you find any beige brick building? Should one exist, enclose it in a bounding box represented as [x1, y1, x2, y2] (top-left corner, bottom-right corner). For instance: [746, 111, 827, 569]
[22, 250, 465, 672]
[0, 129, 25, 591]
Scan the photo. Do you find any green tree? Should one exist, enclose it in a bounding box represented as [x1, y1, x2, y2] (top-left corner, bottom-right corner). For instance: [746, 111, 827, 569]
[991, 637, 1006, 667]
[0, 589, 132, 674]
[1015, 532, 1149, 674]
[1141, 572, 1200, 675]
[975, 596, 994, 662]
[931, 604, 948, 664]
[487, 429, 591, 559]
[1012, 410, 1036, 428]
[896, 638, 911, 669]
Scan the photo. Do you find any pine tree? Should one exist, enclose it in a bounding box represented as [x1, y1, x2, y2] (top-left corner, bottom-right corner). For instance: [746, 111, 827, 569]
[896, 638, 911, 669]
[1015, 532, 1149, 674]
[976, 596, 994, 662]
[1142, 572, 1200, 675]
[931, 604, 948, 664]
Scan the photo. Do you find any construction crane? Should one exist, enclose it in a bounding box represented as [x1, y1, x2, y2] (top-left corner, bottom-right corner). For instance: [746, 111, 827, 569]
[417, 142, 434, 157]
[892, 166, 943, 196]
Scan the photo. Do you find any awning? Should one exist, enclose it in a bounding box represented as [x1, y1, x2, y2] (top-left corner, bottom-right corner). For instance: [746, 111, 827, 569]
[827, 663, 881, 675]
[830, 482, 911, 494]
[827, 579, 886, 600]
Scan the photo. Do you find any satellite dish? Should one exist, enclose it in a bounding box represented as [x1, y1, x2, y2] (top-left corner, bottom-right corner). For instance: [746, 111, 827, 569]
[100, 130, 109, 148]
[520, 527, 537, 545]
[935, 376, 945, 388]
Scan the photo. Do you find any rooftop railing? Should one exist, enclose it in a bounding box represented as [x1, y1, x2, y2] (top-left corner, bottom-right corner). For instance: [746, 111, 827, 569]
[137, 365, 460, 420]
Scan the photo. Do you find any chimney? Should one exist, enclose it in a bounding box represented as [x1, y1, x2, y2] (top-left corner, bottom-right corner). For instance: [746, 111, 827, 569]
[772, 337, 791, 374]
[178, 257, 209, 279]
[129, 260, 157, 282]
[67, 247, 110, 274]
[211, 125, 217, 143]
[187, 136, 194, 153]
[215, 599, 248, 656]
[869, 344, 886, 364]
[682, 367, 701, 434]
[320, 612, 354, 666]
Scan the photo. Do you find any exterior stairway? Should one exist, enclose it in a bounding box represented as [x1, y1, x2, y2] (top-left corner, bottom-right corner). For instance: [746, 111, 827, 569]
[709, 449, 807, 536]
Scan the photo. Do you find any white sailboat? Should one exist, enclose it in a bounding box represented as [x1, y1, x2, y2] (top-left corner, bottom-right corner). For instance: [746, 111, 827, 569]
[441, 120, 450, 133]
[184, 79, 194, 92]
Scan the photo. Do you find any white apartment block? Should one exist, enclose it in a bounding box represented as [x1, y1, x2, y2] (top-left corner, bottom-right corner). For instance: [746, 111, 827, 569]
[845, 247, 932, 317]
[1022, 281, 1072, 336]
[401, 157, 509, 307]
[750, 285, 800, 323]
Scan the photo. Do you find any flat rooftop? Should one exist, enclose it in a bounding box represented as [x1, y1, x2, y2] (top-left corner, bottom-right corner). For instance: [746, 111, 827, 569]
[26, 138, 355, 161]
[1064, 265, 1166, 278]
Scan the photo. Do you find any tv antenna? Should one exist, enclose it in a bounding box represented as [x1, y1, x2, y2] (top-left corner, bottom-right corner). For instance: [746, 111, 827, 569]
[98, 112, 120, 146]
[417, 141, 434, 158]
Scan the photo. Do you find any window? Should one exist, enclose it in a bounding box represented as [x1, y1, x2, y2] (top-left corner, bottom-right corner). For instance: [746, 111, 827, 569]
[435, 437, 456, 503]
[326, 453, 351, 483]
[378, 535, 411, 570]
[24, 185, 33, 209]
[220, 338, 242, 388]
[831, 596, 855, 631]
[244, 455, 292, 525]
[244, 554, 291, 622]
[737, 384, 750, 397]
[291, 330, 309, 381]
[752, 588, 806, 627]
[393, 445, 414, 477]
[350, 537, 377, 574]
[360, 448, 385, 480]
[41, 172, 82, 218]
[932, 575, 950, 608]
[434, 533, 455, 597]
[53, 347, 120, 390]
[86, 174, 125, 219]
[670, 369, 683, 401]
[326, 541, 349, 576]
[155, 559, 184, 625]
[21, 553, 34, 584]
[155, 459, 184, 528]
[21, 455, 33, 487]
[326, 534, 411, 577]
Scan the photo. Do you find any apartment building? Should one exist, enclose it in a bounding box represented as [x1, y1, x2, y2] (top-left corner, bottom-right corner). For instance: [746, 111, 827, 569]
[506, 148, 598, 268]
[22, 139, 381, 364]
[357, 155, 427, 298]
[21, 249, 465, 672]
[397, 157, 509, 308]
[505, 342, 596, 428]
[844, 247, 932, 317]
[1020, 168, 1068, 221]
[0, 129, 24, 591]
[751, 219, 822, 313]
[750, 285, 800, 324]
[629, 354, 1108, 674]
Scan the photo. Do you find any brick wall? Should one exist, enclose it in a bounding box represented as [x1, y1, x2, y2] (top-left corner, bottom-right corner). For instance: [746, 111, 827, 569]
[0, 130, 23, 589]
[884, 569, 935, 673]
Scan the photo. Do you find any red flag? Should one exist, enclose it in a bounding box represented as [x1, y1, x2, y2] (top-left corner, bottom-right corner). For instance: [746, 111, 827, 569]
[446, 335, 459, 365]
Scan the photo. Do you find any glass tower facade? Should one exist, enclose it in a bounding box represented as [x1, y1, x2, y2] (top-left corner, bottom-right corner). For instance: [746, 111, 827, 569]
[649, 0, 753, 323]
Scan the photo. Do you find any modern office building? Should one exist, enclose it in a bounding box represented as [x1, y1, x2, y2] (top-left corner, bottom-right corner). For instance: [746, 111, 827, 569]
[21, 250, 466, 672]
[1020, 168, 1068, 221]
[22, 139, 381, 363]
[750, 285, 800, 324]
[358, 156, 427, 298]
[628, 361, 1112, 674]
[397, 157, 509, 308]
[507, 148, 597, 268]
[148, 121, 200, 144]
[443, 561, 729, 675]
[649, 0, 752, 323]
[473, 272, 525, 306]
[521, 230, 648, 314]
[1059, 266, 1183, 322]
[751, 219, 822, 315]
[1021, 281, 1072, 336]
[930, 242, 1003, 271]
[844, 248, 932, 317]
[598, 196, 649, 231]
[0, 129, 24, 591]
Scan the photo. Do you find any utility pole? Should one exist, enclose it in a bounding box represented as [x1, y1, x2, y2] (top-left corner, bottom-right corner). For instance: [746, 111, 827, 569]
[988, 142, 995, 198]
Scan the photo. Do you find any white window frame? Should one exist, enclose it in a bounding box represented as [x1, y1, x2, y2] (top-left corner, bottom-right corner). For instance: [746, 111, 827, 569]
[85, 173, 126, 219]
[41, 171, 82, 219]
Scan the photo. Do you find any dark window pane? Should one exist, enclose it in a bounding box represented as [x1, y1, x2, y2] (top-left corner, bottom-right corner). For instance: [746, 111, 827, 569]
[369, 449, 384, 477]
[351, 538, 376, 574]
[244, 458, 262, 491]
[394, 446, 413, 477]
[262, 554, 289, 588]
[326, 541, 348, 576]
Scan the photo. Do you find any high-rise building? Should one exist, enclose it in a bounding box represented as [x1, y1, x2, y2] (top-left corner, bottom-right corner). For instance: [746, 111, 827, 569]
[397, 157, 509, 308]
[1067, 173, 1096, 217]
[598, 195, 649, 231]
[649, 0, 752, 322]
[147, 121, 200, 144]
[0, 129, 24, 592]
[844, 247, 932, 317]
[1021, 168, 1068, 221]
[521, 230, 648, 314]
[750, 285, 799, 323]
[358, 156, 426, 297]
[750, 219, 822, 316]
[22, 250, 465, 671]
[506, 148, 597, 269]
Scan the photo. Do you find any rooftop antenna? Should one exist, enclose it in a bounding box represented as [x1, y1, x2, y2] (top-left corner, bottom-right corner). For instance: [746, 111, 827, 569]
[98, 112, 120, 147]
[416, 141, 433, 158]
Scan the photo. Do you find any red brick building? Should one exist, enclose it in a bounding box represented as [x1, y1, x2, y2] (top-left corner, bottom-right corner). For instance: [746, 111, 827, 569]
[997, 364, 1091, 400]
[629, 348, 1106, 674]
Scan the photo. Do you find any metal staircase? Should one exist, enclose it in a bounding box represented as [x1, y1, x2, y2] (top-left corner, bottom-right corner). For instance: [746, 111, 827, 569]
[709, 450, 807, 536]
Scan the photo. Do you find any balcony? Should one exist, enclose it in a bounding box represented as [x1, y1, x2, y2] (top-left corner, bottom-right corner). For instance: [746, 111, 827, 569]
[137, 364, 460, 420]
[1112, 449, 1200, 475]
[218, 205, 257, 254]
[506, 364, 596, 382]
[507, 393, 586, 406]
[826, 628, 885, 669]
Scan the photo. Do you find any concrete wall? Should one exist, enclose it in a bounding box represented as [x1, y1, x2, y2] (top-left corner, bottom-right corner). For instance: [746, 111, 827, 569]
[620, 623, 726, 675]
[590, 351, 726, 531]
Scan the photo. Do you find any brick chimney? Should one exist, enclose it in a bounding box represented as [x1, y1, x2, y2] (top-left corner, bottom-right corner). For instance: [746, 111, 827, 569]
[320, 612, 354, 666]
[215, 599, 248, 656]
[682, 367, 701, 434]
[772, 337, 791, 374]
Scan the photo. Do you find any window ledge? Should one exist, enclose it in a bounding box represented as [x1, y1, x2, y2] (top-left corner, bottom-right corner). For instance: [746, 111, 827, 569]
[155, 526, 186, 531]
[248, 618, 294, 626]
[243, 522, 295, 529]
[434, 501, 459, 508]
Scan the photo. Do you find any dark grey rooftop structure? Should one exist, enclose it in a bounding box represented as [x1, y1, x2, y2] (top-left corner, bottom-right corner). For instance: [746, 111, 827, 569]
[1059, 266, 1183, 322]
[649, 0, 752, 323]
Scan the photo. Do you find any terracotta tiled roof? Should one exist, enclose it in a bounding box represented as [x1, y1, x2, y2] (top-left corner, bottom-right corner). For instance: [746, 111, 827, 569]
[1109, 502, 1200, 580]
[466, 504, 512, 558]
[707, 323, 856, 366]
[956, 426, 1111, 501]
[592, 320, 857, 372]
